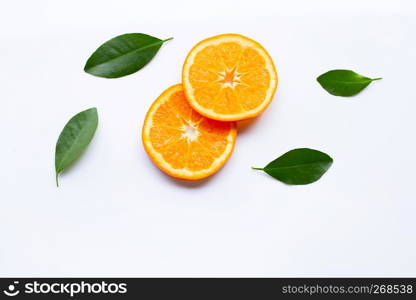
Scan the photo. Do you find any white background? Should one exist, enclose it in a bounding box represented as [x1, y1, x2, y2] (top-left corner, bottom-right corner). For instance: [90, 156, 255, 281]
[1, 0, 416, 277]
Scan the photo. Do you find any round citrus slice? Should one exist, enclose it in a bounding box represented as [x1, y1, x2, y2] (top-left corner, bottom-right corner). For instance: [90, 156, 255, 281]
[182, 33, 278, 121]
[142, 84, 237, 180]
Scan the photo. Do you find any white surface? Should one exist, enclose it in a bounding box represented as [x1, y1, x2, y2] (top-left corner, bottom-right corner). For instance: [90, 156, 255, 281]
[1, 0, 416, 277]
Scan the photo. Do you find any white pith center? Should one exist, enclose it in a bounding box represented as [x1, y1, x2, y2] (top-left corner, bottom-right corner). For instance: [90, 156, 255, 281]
[182, 123, 199, 142]
[218, 67, 241, 88]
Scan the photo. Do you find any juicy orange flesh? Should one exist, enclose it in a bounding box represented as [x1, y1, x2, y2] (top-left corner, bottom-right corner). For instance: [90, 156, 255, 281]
[149, 90, 233, 171]
[189, 42, 271, 114]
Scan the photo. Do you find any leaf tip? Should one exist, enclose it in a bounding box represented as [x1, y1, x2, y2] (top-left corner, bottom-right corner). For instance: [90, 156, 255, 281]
[163, 37, 174, 43]
[83, 59, 92, 73]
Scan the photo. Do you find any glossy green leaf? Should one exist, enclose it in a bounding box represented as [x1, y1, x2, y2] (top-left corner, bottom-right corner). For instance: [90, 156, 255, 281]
[317, 69, 382, 97]
[84, 33, 173, 78]
[252, 148, 333, 185]
[55, 108, 98, 186]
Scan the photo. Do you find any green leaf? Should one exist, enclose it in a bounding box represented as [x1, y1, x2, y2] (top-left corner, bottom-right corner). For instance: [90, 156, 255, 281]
[252, 148, 333, 185]
[317, 69, 382, 97]
[55, 108, 98, 186]
[84, 33, 173, 78]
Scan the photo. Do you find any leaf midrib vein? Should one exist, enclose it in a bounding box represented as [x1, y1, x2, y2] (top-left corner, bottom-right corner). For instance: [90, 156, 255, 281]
[266, 160, 331, 170]
[86, 39, 164, 70]
[325, 79, 372, 85]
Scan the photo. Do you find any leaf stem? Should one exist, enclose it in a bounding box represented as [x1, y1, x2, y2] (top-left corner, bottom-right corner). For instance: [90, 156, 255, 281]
[372, 77, 382, 81]
[251, 167, 264, 171]
[163, 37, 174, 43]
[56, 173, 59, 187]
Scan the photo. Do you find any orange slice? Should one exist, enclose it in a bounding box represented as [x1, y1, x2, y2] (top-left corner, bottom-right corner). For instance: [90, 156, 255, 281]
[182, 33, 278, 121]
[142, 84, 237, 180]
